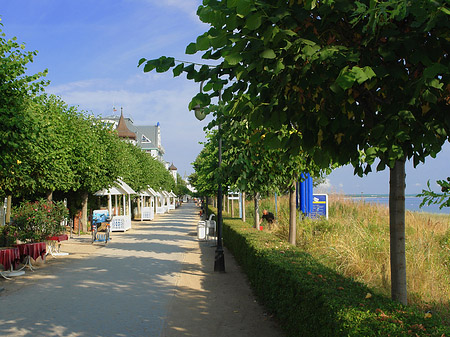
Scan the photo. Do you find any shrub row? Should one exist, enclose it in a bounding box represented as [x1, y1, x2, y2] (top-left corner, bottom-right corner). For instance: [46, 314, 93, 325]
[218, 213, 449, 336]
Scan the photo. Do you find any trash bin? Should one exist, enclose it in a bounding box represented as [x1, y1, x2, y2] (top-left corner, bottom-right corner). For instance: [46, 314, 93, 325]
[197, 221, 206, 240]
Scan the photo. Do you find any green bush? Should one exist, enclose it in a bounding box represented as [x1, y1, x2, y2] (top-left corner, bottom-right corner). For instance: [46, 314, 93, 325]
[217, 211, 449, 336]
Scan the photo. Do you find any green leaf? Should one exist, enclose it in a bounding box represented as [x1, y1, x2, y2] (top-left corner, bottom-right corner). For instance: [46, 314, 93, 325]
[155, 56, 175, 73]
[227, 0, 238, 8]
[246, 13, 262, 30]
[439, 6, 450, 15]
[302, 44, 320, 57]
[299, 38, 317, 46]
[335, 67, 356, 90]
[423, 63, 447, 79]
[203, 81, 214, 92]
[143, 60, 157, 73]
[138, 58, 146, 67]
[351, 66, 375, 84]
[213, 81, 225, 91]
[172, 63, 184, 77]
[224, 52, 243, 65]
[274, 59, 285, 74]
[330, 83, 343, 94]
[260, 49, 276, 59]
[196, 34, 211, 51]
[422, 89, 437, 104]
[429, 79, 443, 90]
[185, 42, 197, 55]
[210, 33, 228, 48]
[237, 0, 252, 17]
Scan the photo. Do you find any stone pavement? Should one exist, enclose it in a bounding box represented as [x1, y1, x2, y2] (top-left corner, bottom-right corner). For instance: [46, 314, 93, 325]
[0, 202, 283, 337]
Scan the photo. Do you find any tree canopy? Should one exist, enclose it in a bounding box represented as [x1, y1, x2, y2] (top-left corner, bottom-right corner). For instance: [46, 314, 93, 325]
[141, 0, 449, 174]
[0, 24, 47, 195]
[141, 0, 449, 305]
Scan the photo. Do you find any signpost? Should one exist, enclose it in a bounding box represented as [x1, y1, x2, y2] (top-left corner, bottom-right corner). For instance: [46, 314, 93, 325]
[228, 191, 240, 218]
[311, 194, 329, 219]
[296, 174, 329, 220]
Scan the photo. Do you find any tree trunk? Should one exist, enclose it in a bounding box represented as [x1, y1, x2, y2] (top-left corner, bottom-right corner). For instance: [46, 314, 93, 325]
[231, 197, 234, 218]
[137, 197, 141, 220]
[5, 195, 12, 224]
[389, 159, 407, 305]
[205, 196, 209, 218]
[289, 184, 297, 245]
[242, 192, 246, 223]
[254, 192, 260, 229]
[80, 192, 89, 233]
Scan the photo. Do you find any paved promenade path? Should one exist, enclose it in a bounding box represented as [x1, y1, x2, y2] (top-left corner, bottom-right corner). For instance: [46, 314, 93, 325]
[0, 202, 283, 337]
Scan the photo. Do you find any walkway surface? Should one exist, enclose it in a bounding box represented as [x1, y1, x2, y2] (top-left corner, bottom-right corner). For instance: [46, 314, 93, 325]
[0, 202, 283, 337]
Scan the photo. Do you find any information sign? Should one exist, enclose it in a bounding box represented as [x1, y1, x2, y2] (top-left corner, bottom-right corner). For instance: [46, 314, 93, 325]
[310, 194, 328, 219]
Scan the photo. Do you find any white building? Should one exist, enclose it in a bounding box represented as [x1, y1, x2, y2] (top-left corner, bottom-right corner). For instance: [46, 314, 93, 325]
[101, 108, 165, 161]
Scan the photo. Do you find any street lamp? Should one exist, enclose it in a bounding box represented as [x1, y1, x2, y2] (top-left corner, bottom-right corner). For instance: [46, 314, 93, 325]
[192, 85, 225, 273]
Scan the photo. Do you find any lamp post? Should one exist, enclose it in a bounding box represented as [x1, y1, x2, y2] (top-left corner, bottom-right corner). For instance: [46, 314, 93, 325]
[193, 89, 225, 273]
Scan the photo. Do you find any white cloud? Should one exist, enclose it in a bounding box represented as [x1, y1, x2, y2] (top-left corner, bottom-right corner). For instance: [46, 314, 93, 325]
[315, 178, 332, 193]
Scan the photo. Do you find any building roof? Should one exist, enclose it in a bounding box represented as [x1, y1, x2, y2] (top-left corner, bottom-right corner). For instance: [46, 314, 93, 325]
[100, 111, 165, 155]
[168, 163, 177, 171]
[116, 109, 137, 140]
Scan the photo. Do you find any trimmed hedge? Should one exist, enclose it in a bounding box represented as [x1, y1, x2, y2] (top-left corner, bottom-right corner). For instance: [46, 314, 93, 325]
[218, 213, 449, 336]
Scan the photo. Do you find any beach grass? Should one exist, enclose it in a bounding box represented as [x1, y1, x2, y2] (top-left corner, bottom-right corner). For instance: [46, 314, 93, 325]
[230, 193, 450, 318]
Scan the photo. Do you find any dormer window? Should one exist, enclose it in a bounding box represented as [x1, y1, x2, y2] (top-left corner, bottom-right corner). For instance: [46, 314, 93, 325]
[141, 134, 151, 143]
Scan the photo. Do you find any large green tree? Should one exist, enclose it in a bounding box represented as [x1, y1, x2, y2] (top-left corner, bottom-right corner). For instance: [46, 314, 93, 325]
[141, 0, 449, 305]
[0, 24, 47, 197]
[17, 95, 76, 198]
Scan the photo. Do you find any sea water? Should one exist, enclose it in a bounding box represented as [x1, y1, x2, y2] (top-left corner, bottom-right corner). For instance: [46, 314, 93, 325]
[347, 195, 450, 215]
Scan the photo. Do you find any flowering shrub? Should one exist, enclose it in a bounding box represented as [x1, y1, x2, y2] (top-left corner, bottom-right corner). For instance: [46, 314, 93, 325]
[11, 199, 69, 243]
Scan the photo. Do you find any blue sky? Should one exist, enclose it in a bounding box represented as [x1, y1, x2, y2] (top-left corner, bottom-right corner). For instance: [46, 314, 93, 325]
[1, 1, 449, 195]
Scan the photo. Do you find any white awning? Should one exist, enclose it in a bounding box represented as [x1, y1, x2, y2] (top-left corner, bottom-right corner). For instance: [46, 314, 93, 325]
[147, 187, 159, 197]
[137, 190, 151, 197]
[94, 179, 136, 196]
[117, 178, 136, 195]
[94, 185, 124, 196]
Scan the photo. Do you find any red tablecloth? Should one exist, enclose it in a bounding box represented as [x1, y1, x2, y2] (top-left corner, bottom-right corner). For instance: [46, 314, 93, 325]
[0, 247, 20, 271]
[46, 234, 69, 242]
[15, 242, 46, 261]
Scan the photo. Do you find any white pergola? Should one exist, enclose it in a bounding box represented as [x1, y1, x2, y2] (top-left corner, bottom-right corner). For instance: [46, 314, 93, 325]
[94, 179, 136, 231]
[137, 186, 160, 221]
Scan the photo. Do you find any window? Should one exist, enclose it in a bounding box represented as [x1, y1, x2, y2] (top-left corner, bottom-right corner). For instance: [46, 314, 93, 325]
[141, 134, 151, 143]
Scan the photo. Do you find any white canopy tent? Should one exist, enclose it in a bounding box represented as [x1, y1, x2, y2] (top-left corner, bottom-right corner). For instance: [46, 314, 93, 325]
[94, 179, 136, 231]
[168, 191, 177, 210]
